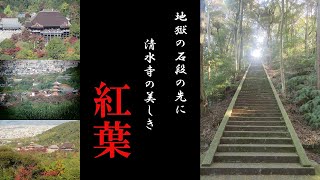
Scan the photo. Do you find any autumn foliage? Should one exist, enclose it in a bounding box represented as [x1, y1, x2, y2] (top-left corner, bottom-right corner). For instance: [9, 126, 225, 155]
[15, 166, 36, 180]
[0, 30, 80, 60]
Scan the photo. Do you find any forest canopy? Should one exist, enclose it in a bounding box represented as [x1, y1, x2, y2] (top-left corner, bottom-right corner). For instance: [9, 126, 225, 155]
[0, 0, 80, 26]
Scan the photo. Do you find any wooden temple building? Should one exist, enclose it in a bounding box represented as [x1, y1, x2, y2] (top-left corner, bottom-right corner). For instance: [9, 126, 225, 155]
[25, 10, 70, 42]
[0, 18, 21, 30]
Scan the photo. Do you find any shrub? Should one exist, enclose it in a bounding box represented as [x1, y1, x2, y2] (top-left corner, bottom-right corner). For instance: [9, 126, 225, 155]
[0, 54, 13, 60]
[46, 38, 66, 59]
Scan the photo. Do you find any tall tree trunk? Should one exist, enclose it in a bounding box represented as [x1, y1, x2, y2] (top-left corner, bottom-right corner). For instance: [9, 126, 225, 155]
[238, 0, 244, 71]
[207, 3, 211, 53]
[286, 0, 289, 40]
[225, 33, 232, 54]
[235, 0, 241, 72]
[305, 3, 309, 57]
[240, 37, 243, 69]
[267, 5, 274, 66]
[217, 28, 223, 55]
[208, 64, 211, 80]
[291, 19, 294, 41]
[267, 26, 272, 65]
[234, 28, 238, 71]
[200, 0, 207, 115]
[317, 0, 320, 89]
[280, 0, 286, 95]
[284, 0, 288, 55]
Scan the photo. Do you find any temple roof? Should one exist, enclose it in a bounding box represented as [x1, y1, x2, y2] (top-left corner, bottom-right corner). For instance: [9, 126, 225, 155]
[0, 18, 21, 29]
[31, 22, 43, 29]
[25, 10, 69, 29]
[60, 143, 74, 149]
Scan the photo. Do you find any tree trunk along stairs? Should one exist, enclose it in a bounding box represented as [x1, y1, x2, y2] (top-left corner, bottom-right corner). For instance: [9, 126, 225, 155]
[200, 62, 315, 175]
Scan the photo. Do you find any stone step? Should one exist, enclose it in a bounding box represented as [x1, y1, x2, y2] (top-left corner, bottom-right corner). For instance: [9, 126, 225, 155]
[233, 106, 280, 110]
[236, 100, 277, 103]
[243, 83, 270, 84]
[245, 80, 267, 82]
[237, 97, 275, 99]
[241, 89, 273, 91]
[239, 96, 274, 98]
[220, 137, 292, 144]
[238, 93, 275, 100]
[238, 93, 274, 95]
[235, 100, 277, 103]
[200, 163, 315, 175]
[231, 113, 282, 117]
[237, 96, 275, 99]
[242, 83, 270, 85]
[213, 152, 299, 163]
[232, 109, 280, 113]
[227, 121, 285, 126]
[242, 80, 269, 82]
[240, 91, 272, 93]
[236, 99, 276, 102]
[239, 93, 274, 95]
[235, 103, 278, 106]
[239, 93, 274, 97]
[242, 87, 271, 89]
[228, 117, 283, 121]
[225, 125, 287, 131]
[223, 131, 290, 137]
[242, 84, 270, 87]
[217, 144, 296, 152]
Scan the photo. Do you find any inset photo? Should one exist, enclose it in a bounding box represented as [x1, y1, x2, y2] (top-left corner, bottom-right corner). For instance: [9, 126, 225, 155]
[0, 120, 80, 179]
[0, 60, 80, 119]
[0, 8, 80, 60]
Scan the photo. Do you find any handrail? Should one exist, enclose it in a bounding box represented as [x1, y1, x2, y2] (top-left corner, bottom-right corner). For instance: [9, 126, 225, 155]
[201, 64, 251, 166]
[262, 64, 312, 167]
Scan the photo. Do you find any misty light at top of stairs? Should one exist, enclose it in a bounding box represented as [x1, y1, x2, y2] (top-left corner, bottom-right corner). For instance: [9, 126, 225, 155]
[251, 49, 262, 59]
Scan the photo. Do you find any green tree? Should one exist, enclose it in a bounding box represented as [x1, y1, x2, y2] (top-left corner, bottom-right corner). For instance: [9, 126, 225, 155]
[46, 38, 66, 59]
[0, 54, 12, 60]
[16, 49, 37, 59]
[70, 23, 80, 38]
[317, 0, 320, 90]
[26, 3, 38, 13]
[3, 4, 12, 17]
[0, 39, 15, 49]
[0, 1, 6, 12]
[69, 2, 80, 24]
[73, 40, 80, 54]
[60, 2, 69, 17]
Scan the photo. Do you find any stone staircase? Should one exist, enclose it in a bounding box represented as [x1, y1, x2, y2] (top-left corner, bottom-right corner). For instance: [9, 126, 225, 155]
[201, 62, 315, 175]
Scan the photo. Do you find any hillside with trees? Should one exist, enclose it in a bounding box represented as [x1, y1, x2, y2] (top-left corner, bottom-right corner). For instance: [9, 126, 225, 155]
[0, 121, 80, 179]
[0, 0, 79, 24]
[35, 120, 80, 150]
